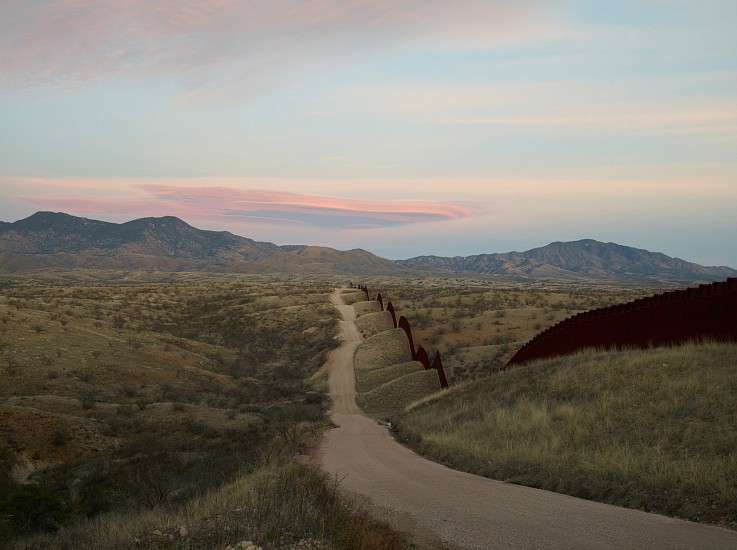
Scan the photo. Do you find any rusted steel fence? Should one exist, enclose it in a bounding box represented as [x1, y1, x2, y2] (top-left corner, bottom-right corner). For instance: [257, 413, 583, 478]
[351, 284, 449, 388]
[507, 278, 737, 367]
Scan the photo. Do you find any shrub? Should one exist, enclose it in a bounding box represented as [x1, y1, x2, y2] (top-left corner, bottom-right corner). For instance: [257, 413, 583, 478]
[50, 429, 69, 447]
[117, 403, 134, 417]
[0, 484, 64, 533]
[79, 389, 97, 409]
[112, 315, 126, 329]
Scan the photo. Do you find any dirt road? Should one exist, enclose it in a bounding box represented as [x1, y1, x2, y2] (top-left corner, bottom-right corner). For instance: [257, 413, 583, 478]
[318, 288, 737, 549]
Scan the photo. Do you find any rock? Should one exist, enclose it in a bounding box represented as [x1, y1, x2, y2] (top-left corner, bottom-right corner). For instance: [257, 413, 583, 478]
[178, 526, 188, 538]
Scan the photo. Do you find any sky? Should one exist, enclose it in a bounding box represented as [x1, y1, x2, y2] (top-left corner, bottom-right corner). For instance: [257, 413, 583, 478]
[1, 1, 736, 267]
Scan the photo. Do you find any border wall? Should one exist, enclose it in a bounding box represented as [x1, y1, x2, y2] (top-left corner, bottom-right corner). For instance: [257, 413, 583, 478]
[507, 278, 737, 367]
[351, 284, 449, 388]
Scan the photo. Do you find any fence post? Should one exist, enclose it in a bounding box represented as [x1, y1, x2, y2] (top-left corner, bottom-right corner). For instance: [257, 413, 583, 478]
[398, 316, 416, 359]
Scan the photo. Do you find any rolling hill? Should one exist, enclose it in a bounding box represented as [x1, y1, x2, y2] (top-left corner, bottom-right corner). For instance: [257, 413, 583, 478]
[1, 212, 734, 283]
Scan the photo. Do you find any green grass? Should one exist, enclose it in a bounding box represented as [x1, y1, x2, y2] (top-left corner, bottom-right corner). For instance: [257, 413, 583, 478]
[395, 342, 737, 527]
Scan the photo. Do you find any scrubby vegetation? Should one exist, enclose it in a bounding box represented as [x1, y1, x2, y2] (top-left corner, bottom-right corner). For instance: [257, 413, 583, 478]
[346, 280, 736, 528]
[0, 274, 405, 548]
[395, 342, 737, 528]
[4, 271, 726, 545]
[357, 279, 656, 383]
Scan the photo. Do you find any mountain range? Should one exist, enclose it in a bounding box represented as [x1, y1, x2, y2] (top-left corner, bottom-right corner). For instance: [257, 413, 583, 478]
[1, 212, 735, 284]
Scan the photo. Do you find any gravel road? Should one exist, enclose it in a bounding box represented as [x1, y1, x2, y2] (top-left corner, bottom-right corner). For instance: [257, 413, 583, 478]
[318, 288, 737, 549]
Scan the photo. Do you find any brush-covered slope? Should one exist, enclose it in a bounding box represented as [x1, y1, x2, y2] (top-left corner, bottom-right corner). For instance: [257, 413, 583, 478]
[0, 212, 405, 275]
[2, 212, 734, 282]
[0, 211, 282, 261]
[396, 342, 737, 527]
[398, 239, 736, 284]
[249, 246, 405, 275]
[0, 212, 302, 272]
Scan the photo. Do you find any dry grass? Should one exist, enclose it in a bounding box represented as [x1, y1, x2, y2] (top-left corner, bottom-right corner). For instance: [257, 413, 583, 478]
[354, 311, 394, 339]
[353, 330, 411, 372]
[360, 369, 442, 420]
[395, 342, 737, 527]
[356, 362, 424, 394]
[352, 301, 382, 317]
[341, 291, 367, 305]
[17, 460, 406, 549]
[0, 275, 408, 548]
[358, 280, 657, 383]
[350, 293, 448, 421]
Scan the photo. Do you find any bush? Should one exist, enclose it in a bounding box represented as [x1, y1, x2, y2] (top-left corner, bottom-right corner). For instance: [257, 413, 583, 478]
[79, 389, 97, 409]
[0, 484, 64, 533]
[50, 429, 69, 446]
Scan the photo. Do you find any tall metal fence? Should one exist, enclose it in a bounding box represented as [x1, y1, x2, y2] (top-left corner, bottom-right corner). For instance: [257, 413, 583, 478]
[507, 278, 737, 367]
[351, 284, 449, 388]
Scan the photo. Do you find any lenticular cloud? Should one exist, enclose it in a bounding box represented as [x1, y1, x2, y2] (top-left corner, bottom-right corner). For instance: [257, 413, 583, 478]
[143, 185, 473, 228]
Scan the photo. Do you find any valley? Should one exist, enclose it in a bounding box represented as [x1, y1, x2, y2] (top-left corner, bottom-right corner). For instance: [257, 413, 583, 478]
[0, 270, 735, 548]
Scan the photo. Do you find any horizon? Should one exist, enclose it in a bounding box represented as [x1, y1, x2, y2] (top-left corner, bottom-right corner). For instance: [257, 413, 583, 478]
[5, 209, 737, 269]
[2, 2, 736, 267]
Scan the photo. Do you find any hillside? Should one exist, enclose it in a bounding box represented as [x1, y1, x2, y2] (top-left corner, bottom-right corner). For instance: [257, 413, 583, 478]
[248, 246, 403, 275]
[398, 239, 737, 284]
[1, 212, 734, 283]
[395, 343, 737, 528]
[0, 211, 286, 267]
[0, 278, 402, 548]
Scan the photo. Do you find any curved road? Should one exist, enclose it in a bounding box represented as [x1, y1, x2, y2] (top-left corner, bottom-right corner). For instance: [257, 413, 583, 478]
[318, 288, 737, 549]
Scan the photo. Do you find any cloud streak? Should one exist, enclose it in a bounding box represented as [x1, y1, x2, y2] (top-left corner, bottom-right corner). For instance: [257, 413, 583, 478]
[15, 181, 473, 229]
[357, 79, 737, 139]
[0, 1, 552, 103]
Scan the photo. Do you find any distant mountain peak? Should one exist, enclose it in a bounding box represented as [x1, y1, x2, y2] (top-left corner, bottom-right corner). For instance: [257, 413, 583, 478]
[398, 239, 736, 284]
[0, 211, 281, 264]
[0, 212, 734, 283]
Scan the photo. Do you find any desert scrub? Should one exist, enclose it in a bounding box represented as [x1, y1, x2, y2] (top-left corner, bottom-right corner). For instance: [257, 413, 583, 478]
[16, 462, 405, 550]
[0, 277, 352, 547]
[395, 342, 737, 527]
[367, 281, 658, 383]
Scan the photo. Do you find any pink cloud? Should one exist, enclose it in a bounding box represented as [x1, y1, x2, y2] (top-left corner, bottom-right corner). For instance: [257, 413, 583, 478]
[0, 1, 552, 101]
[15, 182, 473, 229]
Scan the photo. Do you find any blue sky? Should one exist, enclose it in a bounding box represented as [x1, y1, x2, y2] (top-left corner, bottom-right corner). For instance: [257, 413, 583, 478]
[1, 1, 736, 266]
